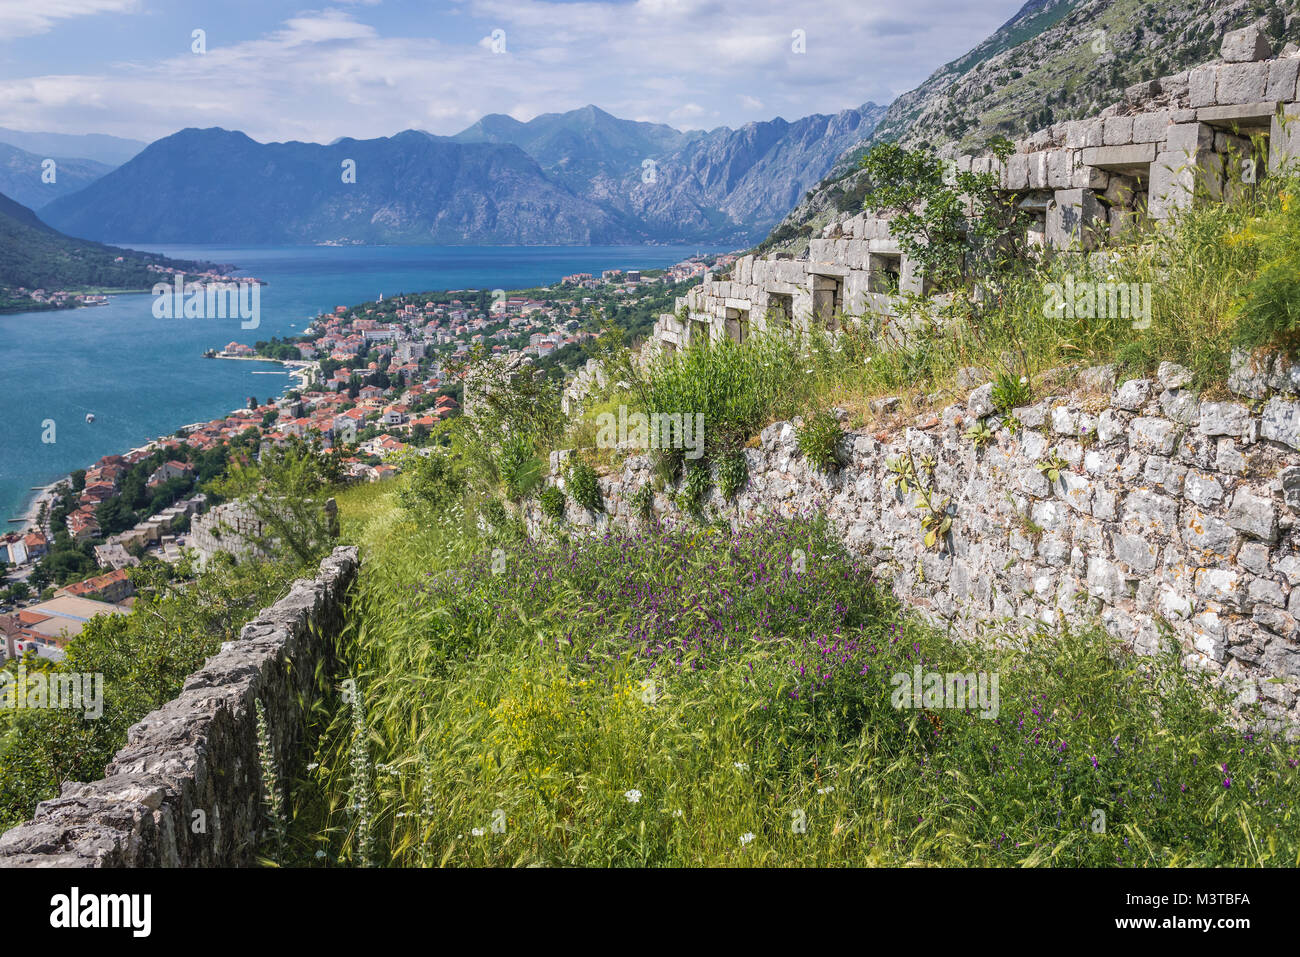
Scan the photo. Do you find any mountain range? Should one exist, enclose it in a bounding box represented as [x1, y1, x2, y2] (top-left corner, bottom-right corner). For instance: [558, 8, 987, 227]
[37, 103, 886, 246]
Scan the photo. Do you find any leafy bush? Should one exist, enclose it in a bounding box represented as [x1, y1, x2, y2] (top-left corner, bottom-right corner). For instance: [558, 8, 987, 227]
[538, 486, 566, 521]
[496, 432, 544, 503]
[629, 483, 655, 521]
[716, 450, 748, 502]
[567, 460, 603, 513]
[991, 371, 1031, 413]
[1232, 187, 1300, 353]
[797, 412, 844, 472]
[676, 461, 711, 517]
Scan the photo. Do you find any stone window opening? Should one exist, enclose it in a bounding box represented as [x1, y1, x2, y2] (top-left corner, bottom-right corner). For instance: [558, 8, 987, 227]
[811, 275, 843, 332]
[766, 292, 793, 330]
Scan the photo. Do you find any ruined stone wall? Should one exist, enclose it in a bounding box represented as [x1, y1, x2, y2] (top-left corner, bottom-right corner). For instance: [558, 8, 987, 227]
[534, 357, 1300, 732]
[645, 26, 1300, 360]
[0, 546, 359, 867]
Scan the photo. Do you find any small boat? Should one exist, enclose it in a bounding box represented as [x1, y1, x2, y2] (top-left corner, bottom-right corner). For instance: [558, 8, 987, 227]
[85, 413, 95, 424]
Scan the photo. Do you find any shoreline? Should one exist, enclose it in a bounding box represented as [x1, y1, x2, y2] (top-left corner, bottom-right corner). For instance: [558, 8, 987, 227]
[3, 358, 316, 537]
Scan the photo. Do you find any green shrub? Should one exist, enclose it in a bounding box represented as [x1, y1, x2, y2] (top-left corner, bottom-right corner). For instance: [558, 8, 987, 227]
[797, 412, 844, 472]
[716, 450, 748, 502]
[497, 433, 544, 502]
[676, 461, 711, 516]
[991, 371, 1031, 413]
[630, 483, 655, 521]
[1232, 186, 1300, 353]
[567, 460, 603, 513]
[538, 486, 566, 521]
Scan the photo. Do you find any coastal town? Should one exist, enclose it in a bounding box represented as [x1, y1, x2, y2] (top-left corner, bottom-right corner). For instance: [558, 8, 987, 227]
[0, 252, 734, 662]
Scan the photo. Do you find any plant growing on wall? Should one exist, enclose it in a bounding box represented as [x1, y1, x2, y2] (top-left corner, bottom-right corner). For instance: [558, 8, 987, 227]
[567, 460, 603, 513]
[797, 412, 845, 472]
[716, 450, 749, 502]
[1036, 450, 1070, 483]
[539, 486, 566, 521]
[885, 448, 953, 551]
[991, 371, 1032, 413]
[630, 483, 655, 521]
[676, 461, 711, 518]
[859, 136, 1032, 301]
[965, 419, 995, 451]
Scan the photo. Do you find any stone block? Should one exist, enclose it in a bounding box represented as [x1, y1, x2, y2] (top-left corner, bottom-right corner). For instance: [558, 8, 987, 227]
[1046, 188, 1104, 250]
[1104, 115, 1134, 145]
[1112, 378, 1152, 410]
[1262, 396, 1300, 450]
[1217, 62, 1269, 105]
[1081, 143, 1157, 168]
[1131, 110, 1171, 143]
[1226, 487, 1278, 542]
[1220, 25, 1272, 63]
[1267, 58, 1300, 102]
[1183, 504, 1240, 560]
[1123, 488, 1179, 538]
[1189, 65, 1219, 108]
[1198, 400, 1250, 436]
[1183, 470, 1225, 508]
[1165, 121, 1213, 154]
[1131, 416, 1179, 454]
[1270, 105, 1300, 173]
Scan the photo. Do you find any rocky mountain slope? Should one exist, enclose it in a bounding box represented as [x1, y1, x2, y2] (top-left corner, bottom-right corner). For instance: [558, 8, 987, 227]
[0, 191, 203, 301]
[761, 0, 1294, 252]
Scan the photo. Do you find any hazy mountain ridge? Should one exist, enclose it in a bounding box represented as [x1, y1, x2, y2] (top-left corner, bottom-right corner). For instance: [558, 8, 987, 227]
[0, 142, 113, 211]
[40, 101, 886, 246]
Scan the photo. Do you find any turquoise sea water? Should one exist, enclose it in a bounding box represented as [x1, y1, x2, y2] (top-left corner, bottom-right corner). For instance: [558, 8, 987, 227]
[0, 243, 721, 526]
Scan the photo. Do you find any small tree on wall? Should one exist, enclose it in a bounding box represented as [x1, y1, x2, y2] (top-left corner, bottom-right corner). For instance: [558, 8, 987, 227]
[858, 136, 1033, 306]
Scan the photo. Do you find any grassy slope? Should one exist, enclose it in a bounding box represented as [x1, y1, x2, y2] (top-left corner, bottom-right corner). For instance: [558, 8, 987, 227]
[282, 482, 1299, 867]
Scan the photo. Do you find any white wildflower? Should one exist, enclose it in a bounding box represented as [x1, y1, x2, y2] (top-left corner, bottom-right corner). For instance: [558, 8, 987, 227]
[739, 832, 755, 846]
[624, 789, 642, 803]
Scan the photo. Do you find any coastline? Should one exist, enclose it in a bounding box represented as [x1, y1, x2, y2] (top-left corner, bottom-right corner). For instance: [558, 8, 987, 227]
[4, 358, 315, 537]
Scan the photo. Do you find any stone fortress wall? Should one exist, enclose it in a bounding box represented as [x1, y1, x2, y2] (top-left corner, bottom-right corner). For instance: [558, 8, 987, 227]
[648, 26, 1300, 356]
[551, 27, 1300, 732]
[0, 547, 359, 866]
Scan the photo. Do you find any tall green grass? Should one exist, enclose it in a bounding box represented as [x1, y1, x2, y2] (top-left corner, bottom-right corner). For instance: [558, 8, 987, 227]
[285, 486, 1300, 867]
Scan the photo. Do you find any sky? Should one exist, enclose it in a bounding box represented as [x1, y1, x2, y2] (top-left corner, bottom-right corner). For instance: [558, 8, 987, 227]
[0, 0, 1029, 145]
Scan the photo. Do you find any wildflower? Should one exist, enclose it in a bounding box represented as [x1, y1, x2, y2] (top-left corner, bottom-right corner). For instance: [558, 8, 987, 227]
[739, 832, 755, 846]
[471, 827, 485, 837]
[734, 761, 749, 772]
[314, 849, 326, 859]
[817, 786, 835, 795]
[624, 789, 642, 803]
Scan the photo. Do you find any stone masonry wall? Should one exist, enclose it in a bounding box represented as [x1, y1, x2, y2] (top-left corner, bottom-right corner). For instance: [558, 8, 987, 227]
[0, 546, 359, 867]
[647, 26, 1300, 359]
[537, 355, 1300, 733]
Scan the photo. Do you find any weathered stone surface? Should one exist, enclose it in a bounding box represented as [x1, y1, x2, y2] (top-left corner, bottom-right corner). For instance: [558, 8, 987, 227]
[1131, 416, 1179, 454]
[1113, 379, 1153, 411]
[1199, 401, 1250, 436]
[1262, 397, 1300, 450]
[1221, 25, 1272, 63]
[967, 382, 996, 418]
[1227, 488, 1279, 542]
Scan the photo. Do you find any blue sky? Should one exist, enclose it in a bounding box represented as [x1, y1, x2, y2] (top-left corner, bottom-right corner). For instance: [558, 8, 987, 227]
[0, 0, 1028, 144]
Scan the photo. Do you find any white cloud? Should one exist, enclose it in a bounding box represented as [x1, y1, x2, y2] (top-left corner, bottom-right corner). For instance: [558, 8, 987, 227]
[0, 1, 1027, 143]
[0, 0, 140, 39]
